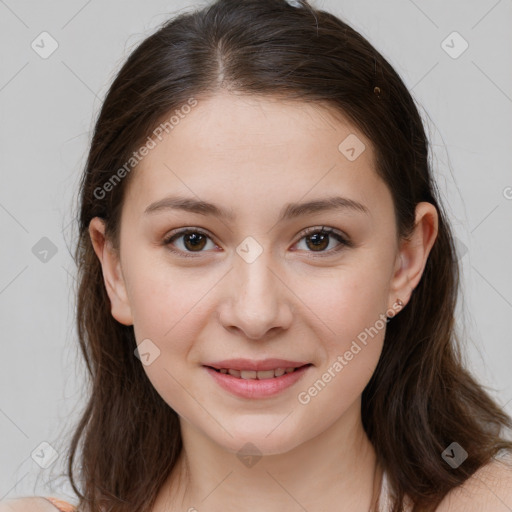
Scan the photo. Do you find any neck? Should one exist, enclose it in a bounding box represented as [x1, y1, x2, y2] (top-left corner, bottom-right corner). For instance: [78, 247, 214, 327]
[155, 398, 381, 512]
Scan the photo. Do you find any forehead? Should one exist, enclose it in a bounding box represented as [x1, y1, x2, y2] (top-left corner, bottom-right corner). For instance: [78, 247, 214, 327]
[124, 91, 388, 221]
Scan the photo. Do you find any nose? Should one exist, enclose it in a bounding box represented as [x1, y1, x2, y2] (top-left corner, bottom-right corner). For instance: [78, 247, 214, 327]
[217, 249, 294, 340]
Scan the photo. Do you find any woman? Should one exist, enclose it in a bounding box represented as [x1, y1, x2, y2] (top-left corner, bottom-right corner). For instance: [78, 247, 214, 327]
[4, 0, 512, 510]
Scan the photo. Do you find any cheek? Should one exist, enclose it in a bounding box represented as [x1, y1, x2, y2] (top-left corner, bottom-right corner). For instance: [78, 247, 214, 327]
[126, 262, 208, 416]
[125, 252, 216, 341]
[296, 324, 386, 425]
[289, 261, 389, 339]
[290, 262, 389, 398]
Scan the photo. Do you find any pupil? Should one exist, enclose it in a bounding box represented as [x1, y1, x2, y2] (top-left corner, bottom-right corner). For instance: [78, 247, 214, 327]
[185, 233, 206, 251]
[308, 233, 328, 251]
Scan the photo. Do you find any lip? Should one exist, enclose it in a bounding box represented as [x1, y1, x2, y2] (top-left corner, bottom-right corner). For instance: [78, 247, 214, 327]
[203, 358, 310, 371]
[204, 363, 312, 399]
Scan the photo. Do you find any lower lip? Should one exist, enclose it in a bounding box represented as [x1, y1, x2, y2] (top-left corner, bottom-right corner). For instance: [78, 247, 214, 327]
[204, 365, 312, 399]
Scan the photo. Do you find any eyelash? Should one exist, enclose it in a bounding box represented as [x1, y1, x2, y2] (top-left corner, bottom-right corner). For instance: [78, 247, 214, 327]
[162, 226, 352, 259]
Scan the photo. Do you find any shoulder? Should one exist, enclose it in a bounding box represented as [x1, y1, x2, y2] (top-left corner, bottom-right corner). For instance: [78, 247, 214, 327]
[0, 497, 64, 511]
[436, 456, 512, 512]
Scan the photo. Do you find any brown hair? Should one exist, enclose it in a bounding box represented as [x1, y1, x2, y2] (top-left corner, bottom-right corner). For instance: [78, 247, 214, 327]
[66, 0, 512, 510]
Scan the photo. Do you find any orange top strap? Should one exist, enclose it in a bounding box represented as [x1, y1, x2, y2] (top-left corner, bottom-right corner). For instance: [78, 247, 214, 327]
[44, 497, 77, 512]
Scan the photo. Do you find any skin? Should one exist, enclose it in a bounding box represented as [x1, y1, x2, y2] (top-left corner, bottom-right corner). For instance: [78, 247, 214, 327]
[88, 91, 439, 512]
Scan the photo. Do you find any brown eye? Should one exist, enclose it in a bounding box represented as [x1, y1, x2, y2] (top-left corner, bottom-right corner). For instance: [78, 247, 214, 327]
[181, 232, 207, 251]
[163, 229, 216, 257]
[295, 226, 350, 256]
[305, 231, 330, 251]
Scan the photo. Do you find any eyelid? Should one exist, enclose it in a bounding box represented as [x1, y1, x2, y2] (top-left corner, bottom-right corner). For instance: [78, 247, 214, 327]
[299, 225, 347, 241]
[163, 226, 213, 243]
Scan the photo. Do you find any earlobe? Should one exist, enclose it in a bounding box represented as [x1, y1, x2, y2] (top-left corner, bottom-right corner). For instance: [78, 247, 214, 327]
[88, 217, 134, 326]
[388, 202, 439, 311]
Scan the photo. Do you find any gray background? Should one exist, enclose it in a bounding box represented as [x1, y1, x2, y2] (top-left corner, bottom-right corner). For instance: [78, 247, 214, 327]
[1, 0, 511, 502]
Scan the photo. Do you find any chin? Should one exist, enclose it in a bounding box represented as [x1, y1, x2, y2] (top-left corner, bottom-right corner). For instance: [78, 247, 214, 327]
[212, 425, 304, 457]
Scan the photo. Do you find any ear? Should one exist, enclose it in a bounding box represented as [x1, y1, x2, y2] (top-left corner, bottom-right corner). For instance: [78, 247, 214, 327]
[88, 217, 134, 326]
[388, 202, 439, 311]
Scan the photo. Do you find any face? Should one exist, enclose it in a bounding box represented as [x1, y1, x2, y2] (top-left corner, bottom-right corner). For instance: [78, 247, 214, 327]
[90, 91, 437, 456]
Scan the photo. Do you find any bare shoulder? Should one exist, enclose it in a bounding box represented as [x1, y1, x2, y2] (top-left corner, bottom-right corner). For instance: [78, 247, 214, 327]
[0, 497, 60, 511]
[436, 456, 512, 512]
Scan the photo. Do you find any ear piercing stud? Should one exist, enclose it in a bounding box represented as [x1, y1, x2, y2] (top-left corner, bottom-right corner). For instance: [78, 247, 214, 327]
[386, 298, 404, 321]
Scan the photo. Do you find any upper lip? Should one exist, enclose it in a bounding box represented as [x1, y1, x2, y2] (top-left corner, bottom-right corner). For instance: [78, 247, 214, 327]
[204, 358, 311, 371]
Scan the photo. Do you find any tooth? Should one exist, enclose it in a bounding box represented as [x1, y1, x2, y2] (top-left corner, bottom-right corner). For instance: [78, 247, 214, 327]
[256, 370, 275, 380]
[221, 367, 298, 379]
[240, 370, 257, 379]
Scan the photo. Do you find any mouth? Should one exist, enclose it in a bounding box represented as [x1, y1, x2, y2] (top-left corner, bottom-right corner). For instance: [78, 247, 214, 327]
[204, 363, 313, 380]
[203, 362, 313, 399]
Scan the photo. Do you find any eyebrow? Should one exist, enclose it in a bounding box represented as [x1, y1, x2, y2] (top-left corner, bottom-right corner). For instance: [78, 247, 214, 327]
[144, 195, 370, 221]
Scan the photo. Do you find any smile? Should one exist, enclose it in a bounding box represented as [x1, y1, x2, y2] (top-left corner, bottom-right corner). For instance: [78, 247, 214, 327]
[208, 365, 310, 380]
[203, 364, 313, 399]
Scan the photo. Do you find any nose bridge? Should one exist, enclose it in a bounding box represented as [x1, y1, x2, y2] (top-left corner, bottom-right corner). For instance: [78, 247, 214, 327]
[235, 246, 276, 298]
[234, 237, 279, 308]
[218, 235, 293, 338]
